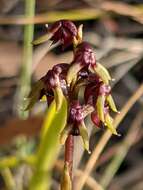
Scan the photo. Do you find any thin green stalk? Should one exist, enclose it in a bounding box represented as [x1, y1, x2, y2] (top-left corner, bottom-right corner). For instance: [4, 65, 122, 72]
[17, 0, 35, 118]
[100, 112, 143, 188]
[29, 99, 67, 190]
[1, 168, 16, 190]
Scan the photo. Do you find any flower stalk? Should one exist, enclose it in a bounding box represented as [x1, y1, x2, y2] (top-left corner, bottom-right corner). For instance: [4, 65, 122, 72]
[27, 19, 119, 189]
[65, 135, 74, 179]
[17, 0, 35, 118]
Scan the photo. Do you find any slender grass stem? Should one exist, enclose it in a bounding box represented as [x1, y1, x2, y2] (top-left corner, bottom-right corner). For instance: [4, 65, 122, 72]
[17, 0, 35, 118]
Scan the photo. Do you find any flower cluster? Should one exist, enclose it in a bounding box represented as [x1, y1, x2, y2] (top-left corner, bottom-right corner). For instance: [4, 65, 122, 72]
[27, 20, 119, 153]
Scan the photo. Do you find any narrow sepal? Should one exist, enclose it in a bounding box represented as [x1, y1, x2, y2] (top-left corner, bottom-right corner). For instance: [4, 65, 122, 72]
[60, 125, 71, 145]
[73, 24, 83, 47]
[60, 162, 72, 190]
[25, 80, 44, 110]
[105, 113, 119, 136]
[66, 63, 81, 85]
[77, 24, 83, 43]
[32, 33, 53, 45]
[54, 86, 64, 111]
[96, 95, 105, 122]
[106, 95, 118, 112]
[92, 63, 111, 84]
[79, 122, 91, 154]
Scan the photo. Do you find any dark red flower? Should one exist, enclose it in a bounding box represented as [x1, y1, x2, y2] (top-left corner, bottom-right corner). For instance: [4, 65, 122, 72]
[49, 20, 78, 48]
[26, 63, 69, 110]
[73, 42, 96, 67]
[67, 42, 96, 85]
[33, 20, 78, 49]
[69, 101, 84, 124]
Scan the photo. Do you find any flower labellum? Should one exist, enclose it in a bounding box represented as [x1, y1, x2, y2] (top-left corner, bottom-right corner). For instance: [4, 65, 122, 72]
[67, 42, 96, 85]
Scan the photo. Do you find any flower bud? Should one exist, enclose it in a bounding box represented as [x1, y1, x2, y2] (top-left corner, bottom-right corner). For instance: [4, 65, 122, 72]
[33, 20, 78, 50]
[60, 162, 72, 190]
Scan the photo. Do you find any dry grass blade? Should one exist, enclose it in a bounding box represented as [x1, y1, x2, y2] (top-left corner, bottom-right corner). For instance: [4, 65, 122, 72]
[76, 84, 143, 190]
[0, 2, 143, 25]
[100, 111, 143, 188]
[100, 1, 143, 24]
[0, 9, 102, 25]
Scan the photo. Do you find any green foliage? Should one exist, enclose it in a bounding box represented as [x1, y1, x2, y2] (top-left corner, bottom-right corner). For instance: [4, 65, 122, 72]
[29, 97, 67, 190]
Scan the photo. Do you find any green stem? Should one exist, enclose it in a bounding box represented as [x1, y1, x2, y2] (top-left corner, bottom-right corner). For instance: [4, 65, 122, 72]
[1, 168, 16, 190]
[17, 0, 35, 118]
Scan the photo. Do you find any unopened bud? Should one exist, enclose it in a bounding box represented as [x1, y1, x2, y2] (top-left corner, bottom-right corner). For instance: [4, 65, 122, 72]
[60, 162, 72, 190]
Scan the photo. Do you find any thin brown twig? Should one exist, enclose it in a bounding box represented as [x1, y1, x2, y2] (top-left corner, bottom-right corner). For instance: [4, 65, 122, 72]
[76, 84, 143, 190]
[96, 130, 143, 168]
[100, 1, 143, 24]
[100, 111, 143, 188]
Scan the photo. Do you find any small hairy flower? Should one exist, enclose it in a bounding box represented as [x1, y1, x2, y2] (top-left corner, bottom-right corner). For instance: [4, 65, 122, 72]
[69, 101, 84, 124]
[73, 42, 96, 67]
[67, 42, 96, 85]
[49, 20, 78, 48]
[26, 63, 69, 111]
[33, 20, 78, 49]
